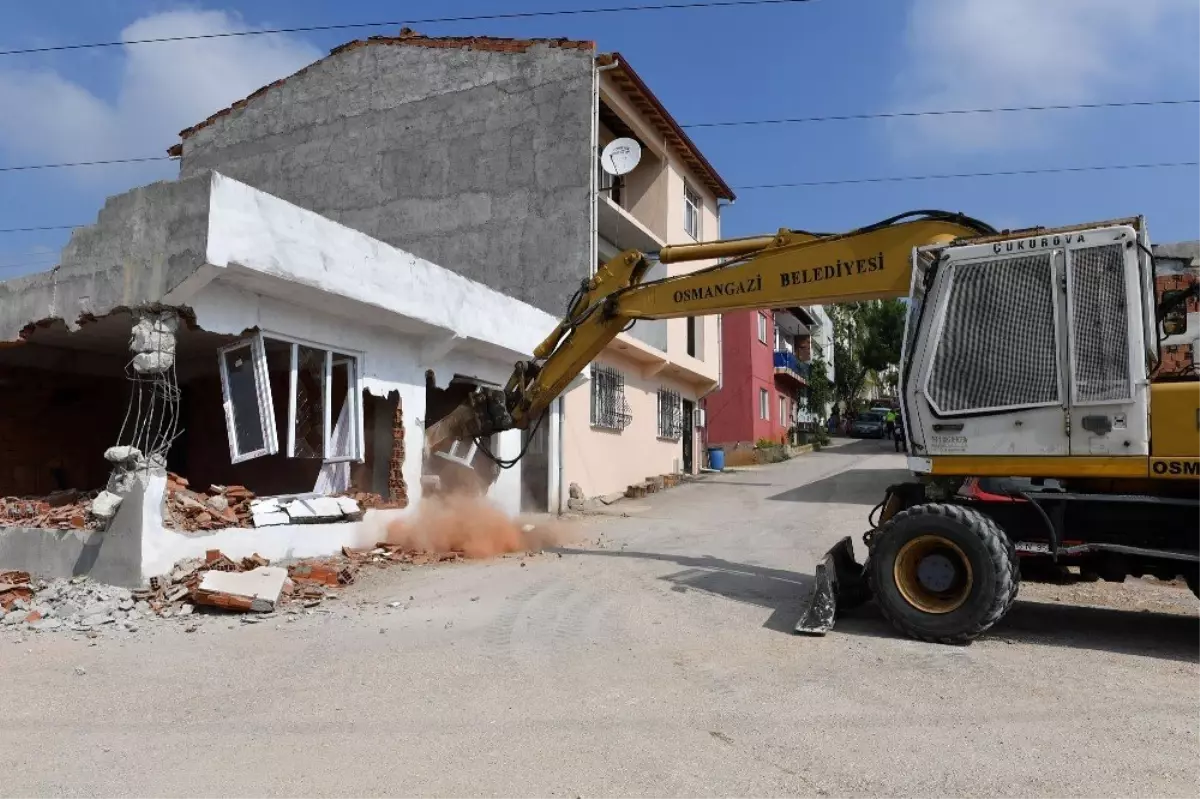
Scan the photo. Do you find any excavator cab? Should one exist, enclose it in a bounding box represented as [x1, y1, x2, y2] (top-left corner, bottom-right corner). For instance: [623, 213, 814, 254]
[901, 220, 1153, 465]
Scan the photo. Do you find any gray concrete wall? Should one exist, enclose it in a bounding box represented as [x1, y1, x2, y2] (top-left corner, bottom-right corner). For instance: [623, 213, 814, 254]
[178, 42, 596, 317]
[0, 175, 212, 340]
[0, 477, 147, 587]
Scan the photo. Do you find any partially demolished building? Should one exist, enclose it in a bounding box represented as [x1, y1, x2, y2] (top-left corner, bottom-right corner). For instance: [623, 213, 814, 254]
[0, 172, 559, 586]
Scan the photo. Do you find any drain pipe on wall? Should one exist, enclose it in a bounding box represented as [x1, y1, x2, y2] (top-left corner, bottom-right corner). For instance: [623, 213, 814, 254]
[559, 55, 621, 515]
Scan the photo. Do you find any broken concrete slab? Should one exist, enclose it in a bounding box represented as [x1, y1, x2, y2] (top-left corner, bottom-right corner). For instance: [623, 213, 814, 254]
[252, 509, 290, 528]
[132, 351, 175, 373]
[90, 491, 124, 522]
[249, 497, 281, 512]
[334, 496, 363, 520]
[129, 313, 179, 353]
[104, 446, 144, 466]
[192, 566, 287, 613]
[283, 496, 344, 523]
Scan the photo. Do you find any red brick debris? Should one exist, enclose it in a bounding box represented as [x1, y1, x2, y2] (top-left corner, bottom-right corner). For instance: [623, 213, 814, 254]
[140, 543, 464, 615]
[0, 570, 34, 610]
[164, 475, 401, 533]
[0, 489, 96, 531]
[164, 474, 254, 532]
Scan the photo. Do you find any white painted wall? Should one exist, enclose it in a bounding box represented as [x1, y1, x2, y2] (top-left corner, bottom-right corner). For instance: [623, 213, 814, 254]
[204, 172, 558, 360]
[139, 472, 411, 578]
[169, 173, 564, 519]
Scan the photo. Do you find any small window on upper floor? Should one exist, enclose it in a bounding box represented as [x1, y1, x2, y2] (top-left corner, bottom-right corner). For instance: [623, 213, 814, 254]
[684, 183, 702, 240]
[758, 312, 768, 344]
[598, 158, 622, 207]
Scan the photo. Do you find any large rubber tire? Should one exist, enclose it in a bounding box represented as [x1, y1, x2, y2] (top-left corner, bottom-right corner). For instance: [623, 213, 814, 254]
[1186, 571, 1199, 600]
[868, 503, 1019, 645]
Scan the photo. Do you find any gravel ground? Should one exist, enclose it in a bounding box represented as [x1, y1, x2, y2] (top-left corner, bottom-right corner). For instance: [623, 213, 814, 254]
[0, 439, 1195, 798]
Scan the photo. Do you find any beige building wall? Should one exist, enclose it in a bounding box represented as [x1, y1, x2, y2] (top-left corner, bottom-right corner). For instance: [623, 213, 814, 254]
[562, 347, 700, 499]
[561, 66, 726, 501]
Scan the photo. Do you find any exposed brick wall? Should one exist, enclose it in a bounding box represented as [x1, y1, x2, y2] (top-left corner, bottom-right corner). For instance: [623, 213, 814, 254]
[0, 367, 128, 496]
[1154, 271, 1197, 377]
[1159, 349, 1193, 374]
[387, 396, 407, 506]
[1157, 272, 1199, 312]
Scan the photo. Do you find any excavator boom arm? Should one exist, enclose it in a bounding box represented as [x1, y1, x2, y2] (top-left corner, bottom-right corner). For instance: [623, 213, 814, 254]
[426, 212, 995, 449]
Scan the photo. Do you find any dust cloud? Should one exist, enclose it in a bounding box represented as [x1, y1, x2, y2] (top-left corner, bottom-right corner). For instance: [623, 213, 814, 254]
[383, 493, 571, 559]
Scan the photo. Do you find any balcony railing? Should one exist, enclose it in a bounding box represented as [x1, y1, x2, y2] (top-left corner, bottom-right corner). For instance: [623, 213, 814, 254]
[773, 350, 810, 384]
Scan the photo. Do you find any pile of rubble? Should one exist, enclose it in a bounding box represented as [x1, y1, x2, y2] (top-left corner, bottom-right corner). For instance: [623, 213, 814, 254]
[2, 569, 146, 633]
[0, 541, 468, 635]
[342, 491, 406, 511]
[0, 489, 113, 531]
[164, 474, 369, 532]
[164, 474, 255, 531]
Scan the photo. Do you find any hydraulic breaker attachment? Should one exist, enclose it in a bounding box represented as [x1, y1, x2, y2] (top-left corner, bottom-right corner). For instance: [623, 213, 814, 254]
[423, 386, 513, 455]
[794, 536, 870, 636]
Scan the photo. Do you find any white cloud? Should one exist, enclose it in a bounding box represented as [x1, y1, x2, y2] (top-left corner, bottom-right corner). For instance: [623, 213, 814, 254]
[890, 0, 1197, 154]
[0, 9, 321, 174]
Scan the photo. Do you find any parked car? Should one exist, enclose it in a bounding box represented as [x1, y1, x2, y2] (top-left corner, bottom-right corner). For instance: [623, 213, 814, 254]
[850, 410, 887, 438]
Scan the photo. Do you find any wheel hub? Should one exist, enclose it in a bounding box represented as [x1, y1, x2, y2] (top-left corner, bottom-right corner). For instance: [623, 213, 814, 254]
[917, 553, 960, 593]
[894, 534, 974, 614]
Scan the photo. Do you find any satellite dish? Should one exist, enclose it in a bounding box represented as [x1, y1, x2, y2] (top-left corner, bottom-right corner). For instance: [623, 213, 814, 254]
[600, 138, 642, 177]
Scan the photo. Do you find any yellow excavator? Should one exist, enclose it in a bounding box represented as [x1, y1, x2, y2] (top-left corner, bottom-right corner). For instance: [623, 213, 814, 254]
[427, 211, 1199, 644]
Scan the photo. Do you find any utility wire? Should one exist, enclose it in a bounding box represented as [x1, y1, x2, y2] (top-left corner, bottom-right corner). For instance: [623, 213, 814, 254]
[3, 98, 1195, 175]
[0, 263, 57, 273]
[3, 160, 1194, 235]
[0, 0, 815, 56]
[733, 161, 1199, 190]
[0, 156, 171, 173]
[681, 98, 1200, 128]
[0, 224, 80, 233]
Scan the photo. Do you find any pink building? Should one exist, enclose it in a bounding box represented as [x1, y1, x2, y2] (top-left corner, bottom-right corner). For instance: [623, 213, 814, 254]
[704, 308, 818, 459]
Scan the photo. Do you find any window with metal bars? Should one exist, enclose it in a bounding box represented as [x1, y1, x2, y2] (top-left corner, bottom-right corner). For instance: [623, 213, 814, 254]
[590, 364, 632, 431]
[657, 387, 683, 440]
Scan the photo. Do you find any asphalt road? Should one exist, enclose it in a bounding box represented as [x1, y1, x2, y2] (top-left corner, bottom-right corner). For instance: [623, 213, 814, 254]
[1, 439, 1196, 797]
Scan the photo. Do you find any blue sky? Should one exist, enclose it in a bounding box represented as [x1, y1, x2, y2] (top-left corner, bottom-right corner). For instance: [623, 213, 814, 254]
[0, 0, 1197, 279]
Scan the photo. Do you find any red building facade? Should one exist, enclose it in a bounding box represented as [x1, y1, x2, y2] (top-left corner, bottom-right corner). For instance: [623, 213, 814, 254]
[703, 308, 811, 452]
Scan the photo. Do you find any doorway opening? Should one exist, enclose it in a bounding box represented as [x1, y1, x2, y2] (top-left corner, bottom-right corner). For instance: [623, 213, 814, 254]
[681, 398, 694, 474]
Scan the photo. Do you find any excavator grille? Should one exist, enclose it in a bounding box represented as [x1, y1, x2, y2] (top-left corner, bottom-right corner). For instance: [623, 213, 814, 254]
[926, 253, 1060, 414]
[1068, 243, 1132, 403]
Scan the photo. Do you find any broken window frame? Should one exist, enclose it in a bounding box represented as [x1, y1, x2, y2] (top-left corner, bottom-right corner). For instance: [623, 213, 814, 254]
[276, 334, 364, 464]
[217, 331, 365, 465]
[325, 353, 363, 463]
[217, 334, 279, 464]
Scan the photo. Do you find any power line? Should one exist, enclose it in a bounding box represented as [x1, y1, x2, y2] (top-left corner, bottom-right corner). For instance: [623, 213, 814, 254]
[0, 0, 815, 56]
[682, 98, 1200, 129]
[0, 156, 171, 173]
[4, 98, 1195, 175]
[0, 260, 58, 272]
[0, 224, 80, 234]
[3, 160, 1194, 235]
[734, 161, 1198, 190]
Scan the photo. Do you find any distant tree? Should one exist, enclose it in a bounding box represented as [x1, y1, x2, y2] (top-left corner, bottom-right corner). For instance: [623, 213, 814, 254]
[805, 346, 834, 420]
[859, 299, 907, 373]
[831, 299, 908, 410]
